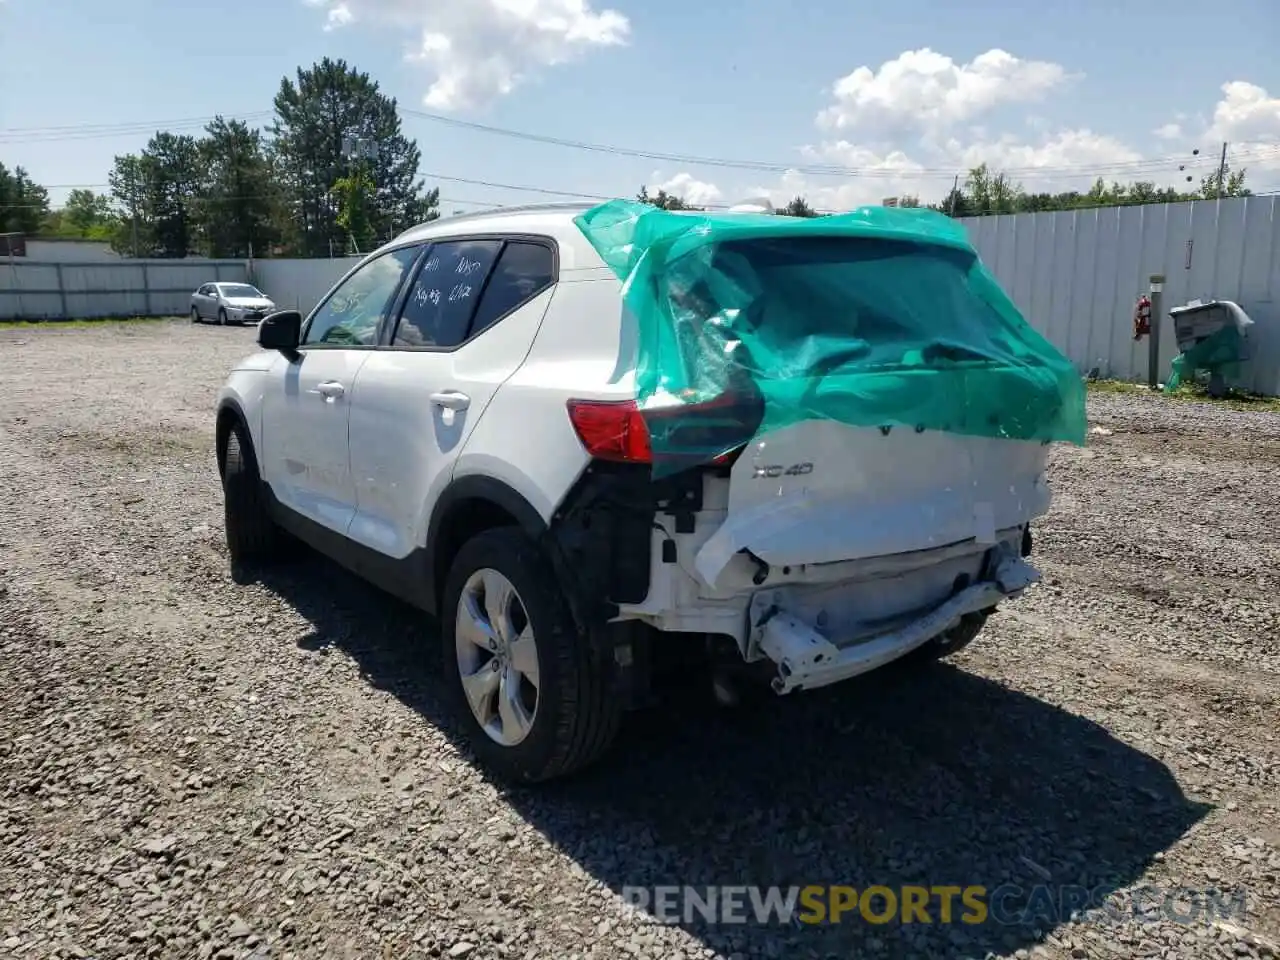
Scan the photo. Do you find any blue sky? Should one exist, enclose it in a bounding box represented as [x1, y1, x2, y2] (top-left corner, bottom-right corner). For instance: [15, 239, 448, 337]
[2, 0, 1278, 214]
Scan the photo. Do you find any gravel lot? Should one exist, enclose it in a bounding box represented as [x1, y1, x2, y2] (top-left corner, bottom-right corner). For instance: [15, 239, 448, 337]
[1, 319, 1278, 960]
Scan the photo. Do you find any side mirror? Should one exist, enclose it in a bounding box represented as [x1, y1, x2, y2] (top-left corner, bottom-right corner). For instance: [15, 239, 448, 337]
[258, 310, 302, 353]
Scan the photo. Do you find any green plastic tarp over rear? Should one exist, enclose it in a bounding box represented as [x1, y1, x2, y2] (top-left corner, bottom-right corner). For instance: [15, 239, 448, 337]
[573, 199, 1087, 476]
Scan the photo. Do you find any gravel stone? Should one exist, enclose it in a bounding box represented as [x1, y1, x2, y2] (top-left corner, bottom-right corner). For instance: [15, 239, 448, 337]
[0, 321, 1278, 959]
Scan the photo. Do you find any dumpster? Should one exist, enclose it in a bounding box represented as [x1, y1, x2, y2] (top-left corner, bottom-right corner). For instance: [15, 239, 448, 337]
[1164, 299, 1254, 396]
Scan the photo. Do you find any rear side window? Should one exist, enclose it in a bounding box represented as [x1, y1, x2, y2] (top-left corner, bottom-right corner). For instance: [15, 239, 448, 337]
[393, 240, 502, 347]
[468, 241, 556, 337]
[391, 237, 557, 348]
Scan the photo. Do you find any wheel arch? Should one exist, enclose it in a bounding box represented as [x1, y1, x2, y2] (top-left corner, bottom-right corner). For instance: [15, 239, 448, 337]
[425, 475, 549, 613]
[215, 397, 250, 478]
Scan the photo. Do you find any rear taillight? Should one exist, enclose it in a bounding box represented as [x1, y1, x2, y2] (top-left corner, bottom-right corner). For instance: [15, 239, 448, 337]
[567, 389, 764, 468]
[566, 399, 653, 463]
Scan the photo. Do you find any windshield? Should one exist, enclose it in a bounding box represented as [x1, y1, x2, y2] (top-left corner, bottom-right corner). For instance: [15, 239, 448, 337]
[218, 284, 265, 299]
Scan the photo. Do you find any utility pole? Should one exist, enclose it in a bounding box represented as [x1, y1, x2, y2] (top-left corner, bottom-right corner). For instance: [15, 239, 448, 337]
[948, 173, 959, 216]
[1148, 274, 1165, 389]
[1215, 141, 1228, 199]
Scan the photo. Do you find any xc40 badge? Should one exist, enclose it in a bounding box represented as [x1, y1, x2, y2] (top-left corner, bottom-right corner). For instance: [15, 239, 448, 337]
[751, 462, 814, 479]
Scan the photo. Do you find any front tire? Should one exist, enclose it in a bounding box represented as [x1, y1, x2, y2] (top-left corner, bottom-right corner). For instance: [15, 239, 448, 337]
[442, 528, 621, 783]
[217, 308, 227, 326]
[221, 421, 282, 567]
[191, 307, 200, 324]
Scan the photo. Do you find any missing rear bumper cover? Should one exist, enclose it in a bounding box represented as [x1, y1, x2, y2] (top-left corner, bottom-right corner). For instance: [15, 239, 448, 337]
[748, 545, 1040, 694]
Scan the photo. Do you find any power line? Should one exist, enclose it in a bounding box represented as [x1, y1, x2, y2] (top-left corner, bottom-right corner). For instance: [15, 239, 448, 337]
[397, 106, 1280, 179]
[8, 169, 618, 205]
[3, 108, 1277, 180]
[0, 112, 273, 136]
[0, 115, 274, 147]
[41, 172, 612, 201]
[0, 194, 576, 215]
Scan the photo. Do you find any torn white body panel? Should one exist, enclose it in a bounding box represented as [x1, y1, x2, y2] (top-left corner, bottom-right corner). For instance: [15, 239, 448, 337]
[693, 421, 1051, 589]
[616, 423, 1051, 684]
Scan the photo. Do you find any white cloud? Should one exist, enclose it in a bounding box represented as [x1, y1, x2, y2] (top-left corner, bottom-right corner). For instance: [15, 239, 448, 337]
[816, 48, 1070, 136]
[753, 132, 1142, 211]
[650, 171, 722, 206]
[747, 49, 1280, 209]
[949, 129, 1143, 189]
[1148, 82, 1280, 179]
[306, 0, 629, 111]
[765, 143, 927, 209]
[1206, 81, 1280, 146]
[747, 170, 911, 214]
[746, 148, 929, 213]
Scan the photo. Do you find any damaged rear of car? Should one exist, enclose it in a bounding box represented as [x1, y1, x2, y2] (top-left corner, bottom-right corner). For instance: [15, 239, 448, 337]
[562, 199, 1085, 698]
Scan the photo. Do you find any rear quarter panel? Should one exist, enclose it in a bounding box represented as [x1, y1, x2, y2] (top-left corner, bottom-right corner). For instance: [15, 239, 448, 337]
[454, 268, 633, 525]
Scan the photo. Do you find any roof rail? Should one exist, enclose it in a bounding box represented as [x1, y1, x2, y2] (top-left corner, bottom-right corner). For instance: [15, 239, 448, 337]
[393, 200, 602, 240]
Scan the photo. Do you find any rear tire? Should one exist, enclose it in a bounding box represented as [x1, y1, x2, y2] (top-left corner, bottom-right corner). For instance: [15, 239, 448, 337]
[901, 610, 990, 665]
[442, 527, 621, 784]
[221, 421, 282, 567]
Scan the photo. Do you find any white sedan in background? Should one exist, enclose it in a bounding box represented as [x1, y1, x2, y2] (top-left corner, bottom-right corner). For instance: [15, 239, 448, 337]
[191, 282, 277, 326]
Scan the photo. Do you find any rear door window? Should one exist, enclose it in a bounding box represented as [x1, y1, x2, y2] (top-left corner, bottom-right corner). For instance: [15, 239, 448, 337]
[392, 240, 502, 348]
[468, 241, 556, 337]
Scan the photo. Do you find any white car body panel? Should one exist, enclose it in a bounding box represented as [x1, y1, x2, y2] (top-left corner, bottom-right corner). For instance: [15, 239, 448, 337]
[345, 284, 557, 557]
[457, 268, 634, 526]
[227, 349, 279, 374]
[260, 350, 372, 535]
[694, 424, 1051, 588]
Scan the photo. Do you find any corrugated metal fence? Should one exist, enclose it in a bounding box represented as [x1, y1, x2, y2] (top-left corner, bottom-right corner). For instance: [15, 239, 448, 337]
[250, 256, 361, 317]
[0, 258, 247, 320]
[3, 197, 1277, 394]
[959, 195, 1280, 394]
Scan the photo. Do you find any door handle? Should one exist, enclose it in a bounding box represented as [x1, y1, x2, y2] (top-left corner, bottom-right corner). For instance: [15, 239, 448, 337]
[429, 391, 471, 411]
[316, 381, 345, 400]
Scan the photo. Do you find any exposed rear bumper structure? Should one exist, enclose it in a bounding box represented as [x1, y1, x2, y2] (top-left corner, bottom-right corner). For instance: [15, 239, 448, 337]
[747, 542, 1040, 694]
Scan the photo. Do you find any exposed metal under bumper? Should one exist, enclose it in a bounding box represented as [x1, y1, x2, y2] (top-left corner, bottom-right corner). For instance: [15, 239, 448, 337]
[754, 549, 1040, 695]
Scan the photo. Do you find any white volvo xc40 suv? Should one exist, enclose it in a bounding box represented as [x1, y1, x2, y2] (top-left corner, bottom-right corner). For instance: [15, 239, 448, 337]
[215, 201, 1049, 784]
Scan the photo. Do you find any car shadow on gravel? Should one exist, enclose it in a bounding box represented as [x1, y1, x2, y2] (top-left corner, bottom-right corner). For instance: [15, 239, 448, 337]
[253, 553, 1211, 960]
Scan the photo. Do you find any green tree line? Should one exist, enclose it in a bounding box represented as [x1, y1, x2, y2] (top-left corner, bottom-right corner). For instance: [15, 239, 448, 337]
[4, 58, 440, 259]
[638, 159, 1251, 218]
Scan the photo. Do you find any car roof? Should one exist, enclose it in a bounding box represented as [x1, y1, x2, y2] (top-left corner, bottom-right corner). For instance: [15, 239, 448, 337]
[395, 201, 596, 236]
[390, 202, 594, 245]
[380, 201, 604, 271]
[376, 199, 786, 271]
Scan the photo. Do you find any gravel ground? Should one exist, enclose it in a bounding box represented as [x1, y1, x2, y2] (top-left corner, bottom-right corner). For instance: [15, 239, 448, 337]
[1, 319, 1278, 960]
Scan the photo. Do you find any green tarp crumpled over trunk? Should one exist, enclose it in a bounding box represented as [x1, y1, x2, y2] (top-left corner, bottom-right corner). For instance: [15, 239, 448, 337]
[573, 199, 1087, 476]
